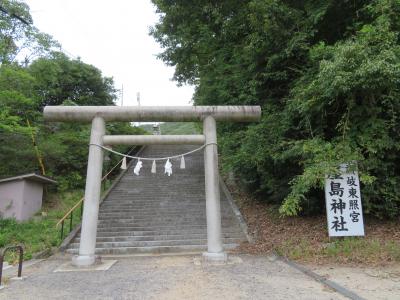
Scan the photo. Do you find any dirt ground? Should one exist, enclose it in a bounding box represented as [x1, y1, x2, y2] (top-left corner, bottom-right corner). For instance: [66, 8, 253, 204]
[310, 264, 400, 300]
[0, 254, 344, 300]
[230, 185, 400, 266]
[2, 253, 400, 299]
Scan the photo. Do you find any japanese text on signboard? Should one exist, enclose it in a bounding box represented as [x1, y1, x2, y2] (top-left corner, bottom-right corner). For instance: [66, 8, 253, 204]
[325, 165, 364, 237]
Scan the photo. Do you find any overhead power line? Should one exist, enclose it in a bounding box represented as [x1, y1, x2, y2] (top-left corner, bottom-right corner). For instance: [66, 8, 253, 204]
[0, 5, 31, 25]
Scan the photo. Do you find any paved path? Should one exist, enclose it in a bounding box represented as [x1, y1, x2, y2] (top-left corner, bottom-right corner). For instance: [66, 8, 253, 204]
[0, 254, 344, 300]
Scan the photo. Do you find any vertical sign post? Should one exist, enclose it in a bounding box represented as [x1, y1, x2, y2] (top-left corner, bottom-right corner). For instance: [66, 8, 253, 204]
[325, 164, 365, 237]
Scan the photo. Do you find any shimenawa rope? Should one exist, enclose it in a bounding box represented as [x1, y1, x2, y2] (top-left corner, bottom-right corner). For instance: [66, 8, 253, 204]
[89, 142, 217, 161]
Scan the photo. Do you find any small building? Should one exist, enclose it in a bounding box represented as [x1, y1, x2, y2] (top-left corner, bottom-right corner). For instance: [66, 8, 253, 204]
[0, 173, 56, 221]
[152, 124, 161, 135]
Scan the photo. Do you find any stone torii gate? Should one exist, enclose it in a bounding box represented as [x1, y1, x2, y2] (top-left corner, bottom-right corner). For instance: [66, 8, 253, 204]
[44, 106, 261, 266]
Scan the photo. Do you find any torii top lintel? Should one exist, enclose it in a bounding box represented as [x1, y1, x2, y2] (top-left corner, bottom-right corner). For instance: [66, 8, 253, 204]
[43, 106, 261, 122]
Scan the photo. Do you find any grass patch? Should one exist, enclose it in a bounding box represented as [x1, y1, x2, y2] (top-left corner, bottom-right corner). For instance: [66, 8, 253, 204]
[1, 180, 118, 264]
[275, 237, 400, 265]
[140, 122, 201, 135]
[0, 189, 83, 263]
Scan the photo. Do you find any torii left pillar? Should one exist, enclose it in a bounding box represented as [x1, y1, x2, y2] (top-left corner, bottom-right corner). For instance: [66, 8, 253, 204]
[72, 117, 105, 266]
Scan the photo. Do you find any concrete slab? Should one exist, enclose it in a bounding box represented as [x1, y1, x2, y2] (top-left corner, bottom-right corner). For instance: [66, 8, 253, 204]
[193, 255, 243, 266]
[9, 277, 25, 281]
[53, 260, 117, 272]
[101, 251, 202, 259]
[1, 262, 11, 272]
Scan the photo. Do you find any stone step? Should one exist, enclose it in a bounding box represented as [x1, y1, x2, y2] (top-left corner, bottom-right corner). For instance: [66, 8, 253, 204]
[102, 200, 206, 203]
[98, 210, 210, 215]
[99, 207, 208, 211]
[96, 224, 237, 230]
[108, 188, 207, 191]
[87, 231, 243, 239]
[101, 202, 215, 205]
[100, 205, 209, 208]
[96, 223, 240, 230]
[99, 203, 228, 208]
[74, 233, 244, 243]
[97, 216, 237, 223]
[97, 209, 232, 215]
[101, 199, 227, 203]
[95, 224, 236, 230]
[97, 214, 236, 220]
[100, 206, 228, 210]
[97, 220, 236, 225]
[78, 228, 243, 237]
[67, 238, 242, 249]
[98, 209, 210, 213]
[65, 145, 247, 255]
[65, 243, 239, 255]
[101, 203, 208, 207]
[105, 192, 206, 196]
[96, 214, 230, 219]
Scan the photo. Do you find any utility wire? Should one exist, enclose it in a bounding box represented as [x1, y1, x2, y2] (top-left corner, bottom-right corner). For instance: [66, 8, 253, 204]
[0, 4, 78, 62]
[0, 5, 31, 25]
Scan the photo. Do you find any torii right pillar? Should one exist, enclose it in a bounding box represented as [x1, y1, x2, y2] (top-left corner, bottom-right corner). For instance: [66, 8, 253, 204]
[203, 115, 226, 261]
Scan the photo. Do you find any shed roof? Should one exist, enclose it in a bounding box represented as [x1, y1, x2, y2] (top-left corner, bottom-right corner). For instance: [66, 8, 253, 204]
[0, 173, 57, 185]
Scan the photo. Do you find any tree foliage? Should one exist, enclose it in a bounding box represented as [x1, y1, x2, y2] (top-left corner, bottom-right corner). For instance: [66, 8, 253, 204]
[0, 0, 58, 65]
[0, 64, 37, 132]
[151, 0, 400, 217]
[29, 53, 116, 107]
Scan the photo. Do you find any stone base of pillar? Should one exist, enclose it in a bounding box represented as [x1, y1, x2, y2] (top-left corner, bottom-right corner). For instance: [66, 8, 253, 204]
[202, 251, 228, 263]
[71, 254, 99, 267]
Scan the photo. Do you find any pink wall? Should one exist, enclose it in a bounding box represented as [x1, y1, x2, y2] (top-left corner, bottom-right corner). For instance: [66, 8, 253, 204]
[0, 181, 23, 220]
[21, 180, 43, 220]
[0, 180, 43, 221]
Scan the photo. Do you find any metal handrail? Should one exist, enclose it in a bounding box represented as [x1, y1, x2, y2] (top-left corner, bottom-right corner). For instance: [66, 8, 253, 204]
[56, 146, 138, 239]
[0, 245, 23, 287]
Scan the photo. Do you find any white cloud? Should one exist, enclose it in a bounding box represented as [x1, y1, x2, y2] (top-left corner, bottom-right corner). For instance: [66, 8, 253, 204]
[24, 0, 194, 106]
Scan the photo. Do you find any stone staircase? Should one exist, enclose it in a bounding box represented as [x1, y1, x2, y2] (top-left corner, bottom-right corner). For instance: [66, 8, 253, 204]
[66, 144, 247, 255]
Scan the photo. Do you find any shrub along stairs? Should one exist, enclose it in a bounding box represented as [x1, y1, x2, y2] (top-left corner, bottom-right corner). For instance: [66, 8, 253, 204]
[66, 145, 248, 255]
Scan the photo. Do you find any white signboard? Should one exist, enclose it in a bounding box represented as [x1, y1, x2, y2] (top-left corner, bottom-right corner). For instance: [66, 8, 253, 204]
[325, 164, 365, 237]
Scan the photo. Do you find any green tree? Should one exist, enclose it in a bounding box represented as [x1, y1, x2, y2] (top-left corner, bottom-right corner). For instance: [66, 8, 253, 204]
[28, 52, 116, 108]
[0, 64, 37, 131]
[151, 0, 400, 218]
[0, 0, 58, 65]
[0, 64, 38, 176]
[282, 1, 400, 217]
